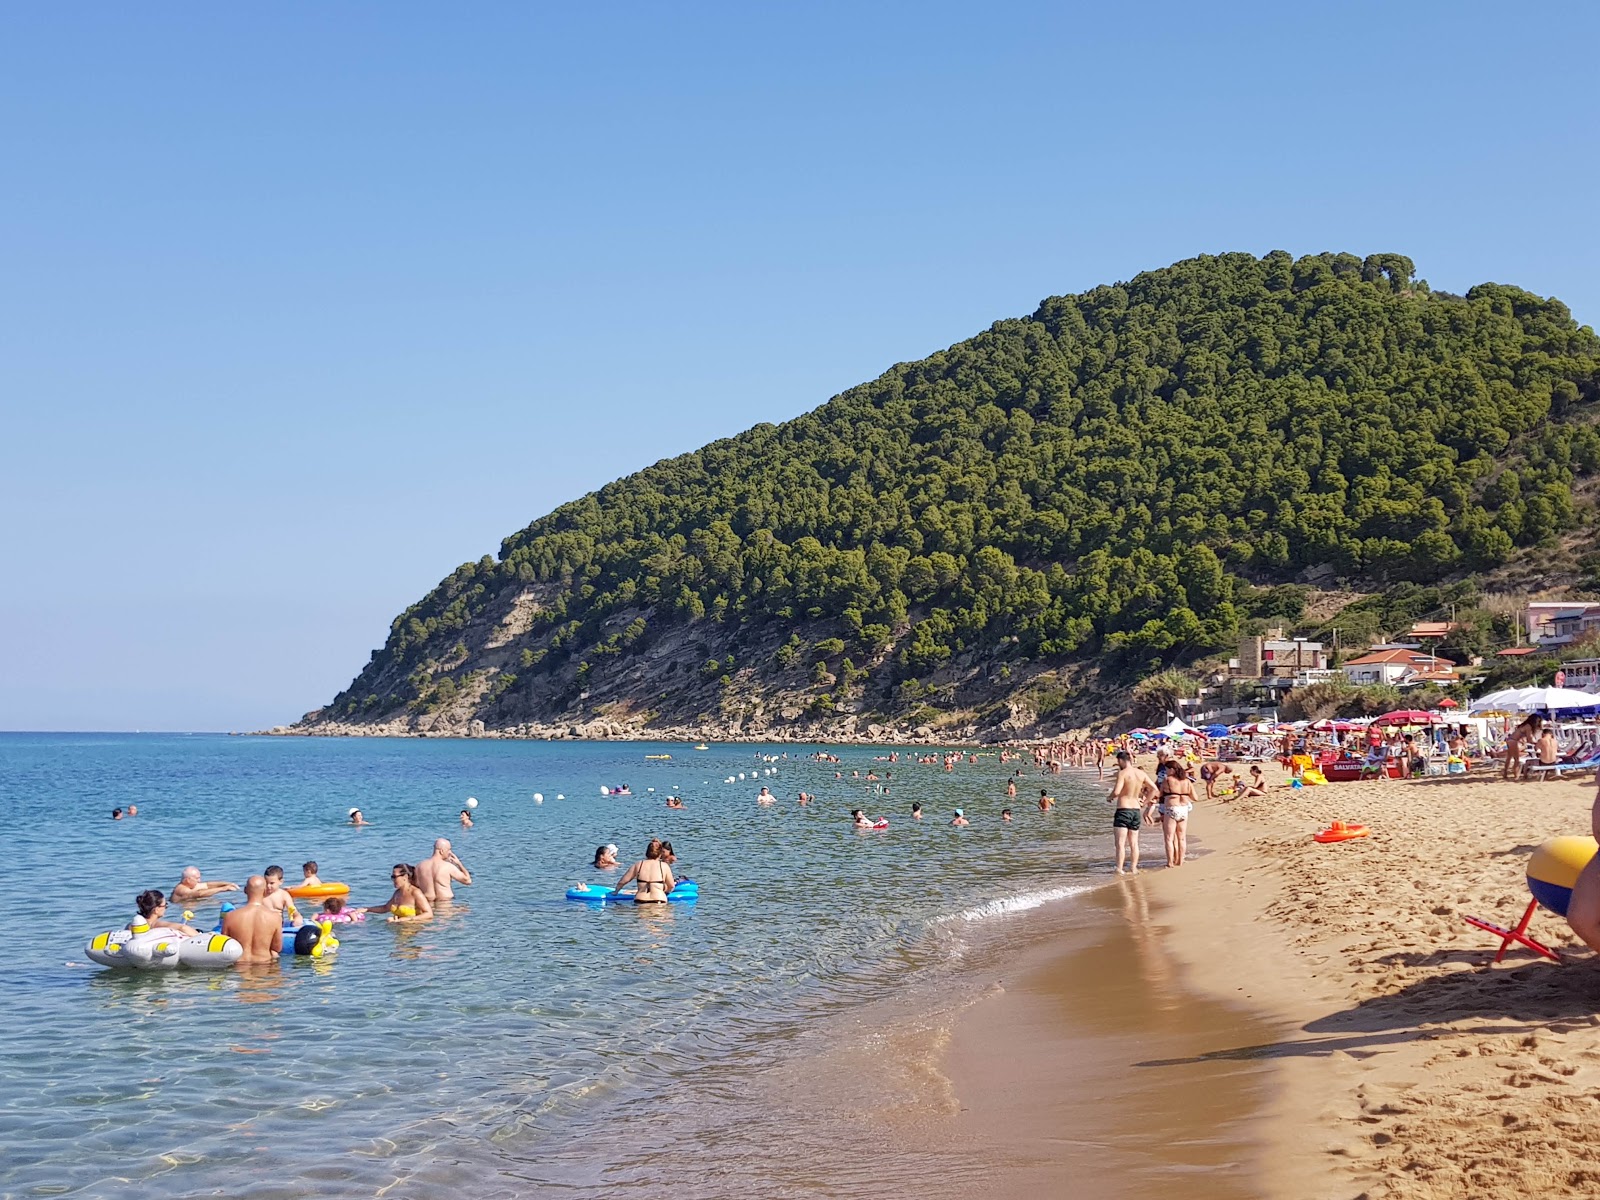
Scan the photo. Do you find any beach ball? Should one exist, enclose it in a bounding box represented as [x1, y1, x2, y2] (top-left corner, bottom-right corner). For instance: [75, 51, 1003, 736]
[532, 793, 544, 802]
[466, 797, 478, 809]
[1527, 836, 1599, 917]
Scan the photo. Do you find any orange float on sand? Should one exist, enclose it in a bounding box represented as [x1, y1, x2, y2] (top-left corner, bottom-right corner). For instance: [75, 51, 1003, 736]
[287, 882, 351, 899]
[1313, 821, 1370, 844]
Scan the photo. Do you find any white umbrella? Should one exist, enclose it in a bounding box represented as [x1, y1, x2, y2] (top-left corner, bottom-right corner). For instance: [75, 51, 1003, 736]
[1471, 686, 1600, 714]
[1513, 686, 1600, 712]
[1468, 687, 1537, 714]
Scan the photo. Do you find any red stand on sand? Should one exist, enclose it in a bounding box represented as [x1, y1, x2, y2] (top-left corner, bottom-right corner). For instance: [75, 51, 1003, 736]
[1462, 900, 1563, 964]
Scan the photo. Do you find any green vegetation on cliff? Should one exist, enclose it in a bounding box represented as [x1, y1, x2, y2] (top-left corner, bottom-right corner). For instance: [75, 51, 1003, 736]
[317, 251, 1600, 732]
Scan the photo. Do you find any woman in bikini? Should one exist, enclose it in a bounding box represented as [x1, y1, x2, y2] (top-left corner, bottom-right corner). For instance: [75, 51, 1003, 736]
[1158, 760, 1197, 868]
[367, 863, 433, 922]
[614, 839, 675, 904]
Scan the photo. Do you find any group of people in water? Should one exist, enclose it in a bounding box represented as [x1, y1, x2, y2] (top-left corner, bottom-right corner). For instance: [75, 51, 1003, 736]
[120, 839, 474, 965]
[591, 839, 679, 902]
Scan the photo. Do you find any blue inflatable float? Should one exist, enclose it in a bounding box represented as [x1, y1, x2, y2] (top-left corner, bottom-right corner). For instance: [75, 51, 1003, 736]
[566, 880, 699, 904]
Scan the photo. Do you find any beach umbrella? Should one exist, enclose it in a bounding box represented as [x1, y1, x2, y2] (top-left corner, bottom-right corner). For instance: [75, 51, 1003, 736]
[1469, 687, 1538, 715]
[1372, 709, 1441, 726]
[1515, 686, 1600, 713]
[1436, 698, 1459, 709]
[1203, 723, 1230, 737]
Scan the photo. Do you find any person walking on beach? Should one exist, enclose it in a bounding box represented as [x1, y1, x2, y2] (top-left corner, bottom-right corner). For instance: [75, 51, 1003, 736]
[1108, 751, 1158, 875]
[221, 876, 284, 964]
[1157, 761, 1196, 868]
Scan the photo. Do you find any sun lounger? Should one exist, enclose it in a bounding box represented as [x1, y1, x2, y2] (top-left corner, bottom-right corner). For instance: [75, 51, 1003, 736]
[1524, 749, 1600, 780]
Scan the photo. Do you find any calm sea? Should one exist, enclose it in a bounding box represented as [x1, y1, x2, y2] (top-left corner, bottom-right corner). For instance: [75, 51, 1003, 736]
[0, 734, 1115, 1198]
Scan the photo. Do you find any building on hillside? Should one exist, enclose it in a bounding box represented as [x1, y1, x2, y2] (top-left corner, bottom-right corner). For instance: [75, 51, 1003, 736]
[1556, 659, 1600, 691]
[1341, 646, 1460, 687]
[1408, 621, 1461, 639]
[1233, 632, 1329, 682]
[1525, 601, 1600, 648]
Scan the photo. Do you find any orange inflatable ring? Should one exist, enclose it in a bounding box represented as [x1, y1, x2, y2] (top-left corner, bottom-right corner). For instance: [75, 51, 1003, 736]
[1313, 821, 1370, 844]
[287, 882, 351, 899]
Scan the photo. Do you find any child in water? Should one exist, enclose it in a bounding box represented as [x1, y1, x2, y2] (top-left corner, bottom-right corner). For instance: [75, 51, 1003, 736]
[320, 896, 364, 923]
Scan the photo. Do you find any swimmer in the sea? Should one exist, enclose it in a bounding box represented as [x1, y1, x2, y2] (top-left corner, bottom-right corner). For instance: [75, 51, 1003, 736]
[131, 889, 198, 937]
[756, 786, 776, 805]
[348, 808, 368, 826]
[1039, 789, 1056, 813]
[261, 865, 302, 928]
[171, 866, 240, 904]
[1001, 808, 1013, 822]
[911, 802, 923, 820]
[460, 808, 474, 828]
[367, 863, 432, 921]
[594, 844, 620, 868]
[666, 795, 685, 809]
[301, 861, 323, 887]
[950, 809, 969, 827]
[851, 809, 873, 829]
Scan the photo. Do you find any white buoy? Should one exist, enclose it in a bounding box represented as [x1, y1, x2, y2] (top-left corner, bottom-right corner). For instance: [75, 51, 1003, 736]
[600, 786, 610, 795]
[556, 793, 565, 800]
[533, 792, 544, 802]
[738, 773, 745, 780]
[648, 787, 655, 792]
[466, 797, 478, 809]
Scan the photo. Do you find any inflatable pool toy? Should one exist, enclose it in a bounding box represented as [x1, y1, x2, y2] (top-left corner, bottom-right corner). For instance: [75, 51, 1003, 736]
[694, 744, 709, 750]
[287, 882, 350, 899]
[1313, 820, 1370, 843]
[84, 923, 244, 970]
[1300, 769, 1328, 786]
[211, 905, 338, 956]
[565, 880, 699, 904]
[645, 754, 672, 760]
[1526, 835, 1599, 918]
[1462, 836, 1596, 964]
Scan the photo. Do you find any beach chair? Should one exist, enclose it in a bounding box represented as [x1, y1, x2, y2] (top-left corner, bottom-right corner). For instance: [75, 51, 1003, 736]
[1525, 748, 1600, 780]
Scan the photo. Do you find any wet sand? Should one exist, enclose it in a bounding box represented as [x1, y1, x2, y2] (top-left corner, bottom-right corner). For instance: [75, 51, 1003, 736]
[922, 877, 1276, 1199]
[923, 762, 1600, 1200]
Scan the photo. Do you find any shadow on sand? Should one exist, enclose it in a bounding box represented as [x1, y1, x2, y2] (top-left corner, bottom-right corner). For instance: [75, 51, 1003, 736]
[1135, 948, 1600, 1069]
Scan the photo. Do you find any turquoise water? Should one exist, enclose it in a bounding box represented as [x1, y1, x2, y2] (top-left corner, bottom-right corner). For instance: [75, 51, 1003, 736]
[0, 734, 1111, 1198]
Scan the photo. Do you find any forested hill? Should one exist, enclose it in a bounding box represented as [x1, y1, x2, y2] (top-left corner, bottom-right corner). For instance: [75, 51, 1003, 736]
[297, 251, 1600, 741]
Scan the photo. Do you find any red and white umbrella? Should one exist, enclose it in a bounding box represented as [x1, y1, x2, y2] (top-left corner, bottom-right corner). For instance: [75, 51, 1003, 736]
[1372, 709, 1441, 727]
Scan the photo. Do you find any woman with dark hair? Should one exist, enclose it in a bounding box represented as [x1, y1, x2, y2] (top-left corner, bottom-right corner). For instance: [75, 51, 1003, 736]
[1505, 715, 1544, 781]
[593, 844, 619, 868]
[367, 863, 433, 921]
[132, 889, 199, 936]
[614, 840, 674, 903]
[1157, 760, 1196, 868]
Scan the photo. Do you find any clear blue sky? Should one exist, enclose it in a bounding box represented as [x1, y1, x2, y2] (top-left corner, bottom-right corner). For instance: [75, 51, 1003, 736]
[3, 3, 1597, 731]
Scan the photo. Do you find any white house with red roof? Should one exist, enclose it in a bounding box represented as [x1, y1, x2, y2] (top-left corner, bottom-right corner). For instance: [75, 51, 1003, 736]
[1342, 646, 1460, 687]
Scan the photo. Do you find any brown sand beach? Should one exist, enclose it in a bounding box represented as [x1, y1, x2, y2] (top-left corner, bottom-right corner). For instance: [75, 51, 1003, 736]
[924, 761, 1600, 1199]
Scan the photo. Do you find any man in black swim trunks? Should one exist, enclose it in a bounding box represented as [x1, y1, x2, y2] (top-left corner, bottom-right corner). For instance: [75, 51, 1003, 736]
[1108, 750, 1158, 875]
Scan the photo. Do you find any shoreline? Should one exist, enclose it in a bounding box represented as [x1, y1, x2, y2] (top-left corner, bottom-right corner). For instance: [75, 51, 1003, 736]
[938, 761, 1600, 1198]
